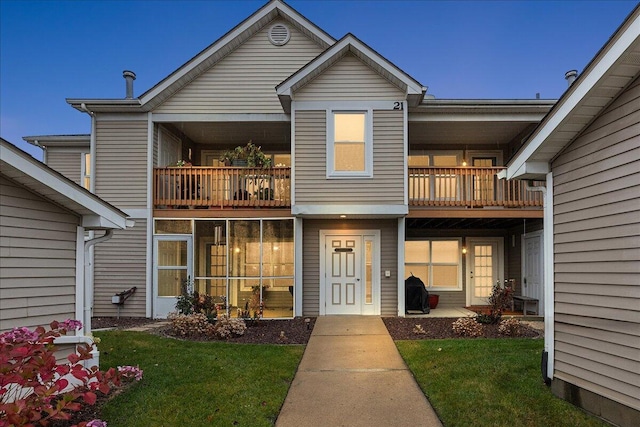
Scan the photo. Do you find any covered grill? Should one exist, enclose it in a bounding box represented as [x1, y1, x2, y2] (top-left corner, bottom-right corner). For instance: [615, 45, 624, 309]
[405, 274, 429, 314]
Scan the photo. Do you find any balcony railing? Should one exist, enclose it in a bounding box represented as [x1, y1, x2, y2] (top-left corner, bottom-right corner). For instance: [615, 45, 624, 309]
[154, 166, 291, 208]
[408, 167, 543, 208]
[153, 166, 543, 209]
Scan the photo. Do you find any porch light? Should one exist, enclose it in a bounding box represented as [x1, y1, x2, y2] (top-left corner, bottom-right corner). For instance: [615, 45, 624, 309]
[462, 160, 468, 166]
[234, 247, 241, 254]
[340, 215, 347, 218]
[462, 247, 467, 254]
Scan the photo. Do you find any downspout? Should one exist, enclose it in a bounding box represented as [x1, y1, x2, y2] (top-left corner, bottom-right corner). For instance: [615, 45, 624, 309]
[526, 174, 554, 384]
[84, 230, 114, 336]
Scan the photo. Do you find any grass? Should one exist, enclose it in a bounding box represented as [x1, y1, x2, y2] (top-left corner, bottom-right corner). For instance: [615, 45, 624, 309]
[94, 331, 304, 427]
[396, 339, 608, 427]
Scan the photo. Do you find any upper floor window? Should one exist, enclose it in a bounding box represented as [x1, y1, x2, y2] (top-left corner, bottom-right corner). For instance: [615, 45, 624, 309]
[327, 111, 372, 178]
[81, 153, 91, 190]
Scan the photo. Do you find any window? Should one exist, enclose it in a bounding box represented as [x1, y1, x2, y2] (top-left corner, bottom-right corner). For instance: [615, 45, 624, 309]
[81, 153, 91, 190]
[328, 111, 372, 177]
[404, 239, 461, 290]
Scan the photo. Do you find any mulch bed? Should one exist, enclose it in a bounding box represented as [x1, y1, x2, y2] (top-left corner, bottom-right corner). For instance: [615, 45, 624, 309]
[383, 317, 542, 340]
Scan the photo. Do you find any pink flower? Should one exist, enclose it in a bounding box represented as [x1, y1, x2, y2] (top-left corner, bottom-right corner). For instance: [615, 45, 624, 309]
[60, 319, 83, 331]
[117, 365, 143, 381]
[86, 420, 108, 427]
[0, 326, 39, 344]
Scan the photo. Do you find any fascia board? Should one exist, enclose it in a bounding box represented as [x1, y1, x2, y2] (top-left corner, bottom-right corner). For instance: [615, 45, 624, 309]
[507, 10, 640, 180]
[1, 141, 129, 229]
[138, 0, 335, 107]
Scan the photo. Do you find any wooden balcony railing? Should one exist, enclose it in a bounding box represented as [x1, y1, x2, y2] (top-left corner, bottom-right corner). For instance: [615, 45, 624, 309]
[153, 166, 543, 210]
[408, 167, 543, 208]
[154, 167, 291, 208]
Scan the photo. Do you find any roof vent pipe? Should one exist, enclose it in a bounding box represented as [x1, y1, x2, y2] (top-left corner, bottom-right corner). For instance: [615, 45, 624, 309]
[123, 70, 136, 98]
[565, 70, 578, 87]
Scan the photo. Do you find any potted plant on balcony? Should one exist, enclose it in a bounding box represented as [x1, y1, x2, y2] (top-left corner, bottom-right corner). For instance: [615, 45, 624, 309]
[220, 141, 272, 168]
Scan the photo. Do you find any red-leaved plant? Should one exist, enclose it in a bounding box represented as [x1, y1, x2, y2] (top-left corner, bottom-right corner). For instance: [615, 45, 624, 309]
[0, 320, 142, 427]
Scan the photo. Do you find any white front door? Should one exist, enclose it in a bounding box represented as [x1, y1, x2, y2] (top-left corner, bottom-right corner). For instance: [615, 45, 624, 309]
[325, 235, 362, 315]
[153, 235, 193, 318]
[467, 238, 503, 306]
[523, 231, 544, 315]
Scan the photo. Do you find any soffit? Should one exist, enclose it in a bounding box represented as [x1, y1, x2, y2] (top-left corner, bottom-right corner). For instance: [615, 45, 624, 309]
[171, 121, 290, 146]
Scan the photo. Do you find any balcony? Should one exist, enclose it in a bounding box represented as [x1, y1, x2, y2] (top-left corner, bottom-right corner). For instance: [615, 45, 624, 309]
[153, 166, 543, 210]
[153, 166, 291, 209]
[408, 167, 543, 208]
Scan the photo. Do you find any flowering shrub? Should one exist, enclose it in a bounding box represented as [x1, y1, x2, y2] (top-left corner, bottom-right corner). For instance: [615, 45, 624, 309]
[0, 320, 143, 427]
[212, 316, 247, 339]
[168, 313, 216, 338]
[498, 317, 523, 336]
[452, 317, 484, 337]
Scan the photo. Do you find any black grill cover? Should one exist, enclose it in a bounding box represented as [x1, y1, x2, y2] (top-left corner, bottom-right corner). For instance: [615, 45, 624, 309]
[405, 275, 430, 313]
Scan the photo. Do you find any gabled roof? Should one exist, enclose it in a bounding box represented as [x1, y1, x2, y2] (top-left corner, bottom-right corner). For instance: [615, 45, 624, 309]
[0, 138, 132, 230]
[276, 33, 426, 112]
[67, 0, 335, 113]
[506, 4, 640, 180]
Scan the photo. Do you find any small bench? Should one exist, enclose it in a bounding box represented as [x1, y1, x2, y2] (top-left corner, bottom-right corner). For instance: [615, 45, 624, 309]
[512, 295, 539, 315]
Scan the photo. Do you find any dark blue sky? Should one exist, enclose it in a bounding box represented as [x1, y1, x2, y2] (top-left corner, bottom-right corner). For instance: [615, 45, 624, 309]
[1, 0, 637, 159]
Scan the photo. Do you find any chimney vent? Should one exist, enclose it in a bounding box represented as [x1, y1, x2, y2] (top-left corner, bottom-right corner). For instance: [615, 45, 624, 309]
[565, 70, 578, 87]
[123, 70, 136, 98]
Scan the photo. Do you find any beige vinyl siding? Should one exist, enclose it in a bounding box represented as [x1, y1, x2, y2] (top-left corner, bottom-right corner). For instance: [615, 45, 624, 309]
[154, 19, 323, 114]
[294, 53, 405, 100]
[94, 119, 148, 208]
[294, 110, 405, 204]
[302, 219, 398, 316]
[551, 76, 640, 410]
[93, 220, 147, 317]
[46, 147, 86, 186]
[0, 176, 78, 331]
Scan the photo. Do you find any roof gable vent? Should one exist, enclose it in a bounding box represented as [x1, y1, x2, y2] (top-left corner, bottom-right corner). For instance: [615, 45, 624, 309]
[268, 23, 290, 46]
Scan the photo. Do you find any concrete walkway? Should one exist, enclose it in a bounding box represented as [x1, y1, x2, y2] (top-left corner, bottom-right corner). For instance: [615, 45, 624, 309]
[276, 316, 442, 427]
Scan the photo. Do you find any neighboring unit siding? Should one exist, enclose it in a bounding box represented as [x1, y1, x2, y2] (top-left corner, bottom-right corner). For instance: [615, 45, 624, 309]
[93, 220, 147, 317]
[154, 19, 324, 114]
[94, 119, 148, 208]
[0, 176, 78, 331]
[302, 219, 398, 316]
[294, 53, 405, 101]
[551, 76, 640, 411]
[294, 110, 405, 204]
[46, 148, 85, 186]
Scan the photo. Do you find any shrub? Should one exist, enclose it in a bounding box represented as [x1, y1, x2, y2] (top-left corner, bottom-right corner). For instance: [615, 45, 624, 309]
[212, 316, 247, 339]
[498, 317, 523, 336]
[479, 280, 514, 324]
[168, 313, 216, 338]
[0, 320, 142, 427]
[452, 317, 484, 337]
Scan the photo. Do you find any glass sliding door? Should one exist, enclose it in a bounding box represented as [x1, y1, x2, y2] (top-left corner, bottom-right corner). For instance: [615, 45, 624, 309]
[153, 235, 192, 318]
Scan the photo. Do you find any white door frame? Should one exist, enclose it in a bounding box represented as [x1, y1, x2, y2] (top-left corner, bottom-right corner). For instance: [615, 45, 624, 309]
[466, 237, 504, 306]
[153, 234, 193, 318]
[522, 230, 544, 315]
[319, 230, 380, 315]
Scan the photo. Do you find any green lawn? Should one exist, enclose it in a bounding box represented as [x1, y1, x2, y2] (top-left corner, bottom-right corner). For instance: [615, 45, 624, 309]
[396, 339, 608, 427]
[95, 331, 304, 427]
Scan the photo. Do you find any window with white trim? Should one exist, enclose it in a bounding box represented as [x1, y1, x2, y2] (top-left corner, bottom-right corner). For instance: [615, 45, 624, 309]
[81, 153, 91, 190]
[404, 239, 462, 290]
[327, 111, 372, 177]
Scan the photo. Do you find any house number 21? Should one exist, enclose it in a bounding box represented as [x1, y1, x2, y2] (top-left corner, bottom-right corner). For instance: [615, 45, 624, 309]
[393, 102, 404, 110]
